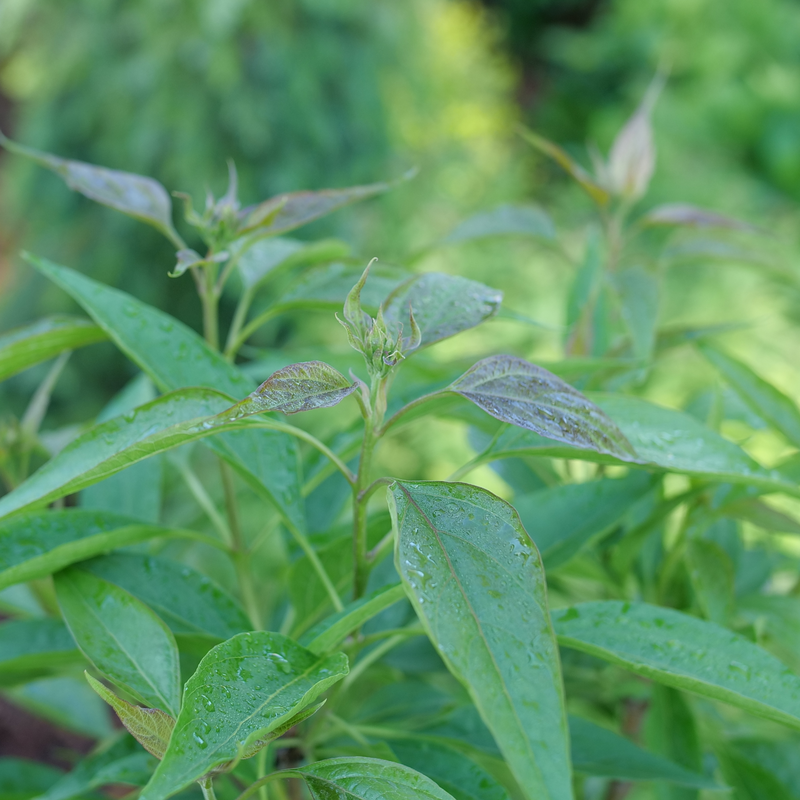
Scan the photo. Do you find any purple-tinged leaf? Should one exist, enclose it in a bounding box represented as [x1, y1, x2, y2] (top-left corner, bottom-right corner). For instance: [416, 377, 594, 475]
[641, 203, 757, 232]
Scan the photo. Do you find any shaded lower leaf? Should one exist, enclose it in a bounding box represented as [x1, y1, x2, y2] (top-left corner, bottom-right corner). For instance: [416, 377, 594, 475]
[716, 738, 800, 800]
[0, 619, 80, 683]
[613, 266, 659, 363]
[0, 758, 63, 800]
[390, 480, 572, 800]
[553, 600, 800, 729]
[442, 204, 555, 246]
[685, 539, 735, 625]
[140, 632, 348, 800]
[54, 567, 181, 716]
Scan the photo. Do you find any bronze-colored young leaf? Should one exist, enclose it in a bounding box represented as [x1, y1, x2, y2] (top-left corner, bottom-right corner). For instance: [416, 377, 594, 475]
[228, 361, 356, 416]
[0, 132, 180, 244]
[86, 673, 175, 760]
[640, 203, 758, 232]
[450, 355, 635, 459]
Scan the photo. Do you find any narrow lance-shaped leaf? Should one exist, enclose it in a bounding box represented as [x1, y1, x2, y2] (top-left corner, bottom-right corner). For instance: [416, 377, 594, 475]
[613, 266, 659, 363]
[382, 273, 503, 350]
[0, 317, 106, 383]
[442, 204, 555, 245]
[640, 203, 758, 232]
[139, 632, 348, 800]
[86, 673, 175, 760]
[451, 355, 636, 460]
[390, 480, 573, 800]
[0, 132, 180, 243]
[54, 567, 181, 716]
[699, 343, 800, 449]
[552, 600, 800, 730]
[289, 758, 458, 800]
[0, 510, 195, 591]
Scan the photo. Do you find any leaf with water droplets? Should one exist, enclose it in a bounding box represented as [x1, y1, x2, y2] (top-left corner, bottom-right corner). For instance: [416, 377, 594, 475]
[0, 316, 106, 383]
[139, 632, 347, 800]
[54, 567, 181, 716]
[230, 361, 356, 416]
[389, 480, 572, 800]
[552, 600, 800, 730]
[442, 204, 555, 245]
[382, 273, 502, 350]
[291, 757, 458, 800]
[0, 132, 179, 243]
[451, 355, 635, 460]
[86, 673, 175, 760]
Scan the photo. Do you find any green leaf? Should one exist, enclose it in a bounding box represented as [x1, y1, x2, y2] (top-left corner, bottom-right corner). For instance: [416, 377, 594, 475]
[641, 203, 757, 232]
[442, 205, 555, 245]
[86, 673, 175, 759]
[0, 133, 179, 242]
[301, 583, 406, 655]
[552, 600, 800, 729]
[0, 510, 190, 590]
[685, 539, 735, 625]
[0, 619, 80, 683]
[481, 394, 798, 494]
[0, 317, 106, 383]
[382, 273, 502, 349]
[389, 480, 572, 800]
[699, 343, 800, 449]
[81, 553, 250, 640]
[716, 739, 800, 800]
[613, 266, 659, 362]
[292, 758, 457, 800]
[229, 361, 356, 416]
[514, 473, 654, 569]
[139, 632, 348, 800]
[36, 732, 157, 800]
[569, 716, 718, 788]
[451, 356, 636, 460]
[54, 567, 181, 715]
[389, 740, 510, 800]
[520, 128, 610, 206]
[0, 758, 63, 800]
[30, 256, 305, 531]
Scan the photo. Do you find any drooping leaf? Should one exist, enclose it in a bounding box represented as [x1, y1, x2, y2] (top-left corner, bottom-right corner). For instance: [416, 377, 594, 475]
[641, 203, 757, 232]
[36, 732, 157, 800]
[451, 355, 636, 460]
[86, 673, 175, 760]
[54, 567, 181, 715]
[520, 128, 610, 206]
[0, 317, 106, 383]
[229, 361, 356, 416]
[0, 133, 179, 242]
[30, 256, 305, 531]
[389, 740, 511, 800]
[699, 343, 800, 449]
[291, 758, 457, 800]
[685, 539, 735, 625]
[514, 472, 654, 569]
[613, 266, 659, 362]
[139, 632, 348, 800]
[382, 273, 502, 350]
[390, 480, 572, 800]
[0, 510, 192, 590]
[0, 757, 63, 800]
[0, 619, 81, 684]
[569, 716, 719, 788]
[552, 600, 800, 729]
[301, 583, 406, 655]
[81, 553, 250, 640]
[442, 204, 555, 245]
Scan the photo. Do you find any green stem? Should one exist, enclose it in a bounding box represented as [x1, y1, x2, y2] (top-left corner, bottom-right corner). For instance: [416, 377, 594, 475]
[202, 265, 220, 350]
[379, 390, 447, 436]
[352, 416, 377, 600]
[342, 632, 408, 688]
[225, 305, 283, 360]
[225, 287, 255, 360]
[235, 773, 286, 800]
[172, 455, 232, 545]
[200, 778, 218, 800]
[285, 519, 344, 613]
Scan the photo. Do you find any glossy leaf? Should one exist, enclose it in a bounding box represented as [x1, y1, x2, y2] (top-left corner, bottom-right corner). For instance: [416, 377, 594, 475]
[443, 204, 555, 245]
[390, 480, 572, 800]
[0, 317, 106, 383]
[569, 716, 718, 788]
[0, 510, 187, 590]
[481, 394, 798, 494]
[140, 632, 348, 800]
[292, 758, 457, 800]
[641, 203, 756, 231]
[451, 355, 635, 460]
[514, 472, 654, 569]
[520, 128, 610, 206]
[54, 567, 181, 715]
[0, 133, 179, 241]
[699, 343, 800, 448]
[238, 174, 408, 236]
[82, 553, 250, 640]
[613, 266, 659, 362]
[86, 673, 175, 759]
[382, 273, 502, 350]
[229, 361, 356, 416]
[0, 619, 80, 683]
[31, 256, 305, 531]
[301, 583, 406, 655]
[552, 600, 800, 729]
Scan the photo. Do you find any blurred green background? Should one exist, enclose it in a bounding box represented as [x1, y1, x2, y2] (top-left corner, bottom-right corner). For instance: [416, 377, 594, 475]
[1, 0, 799, 452]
